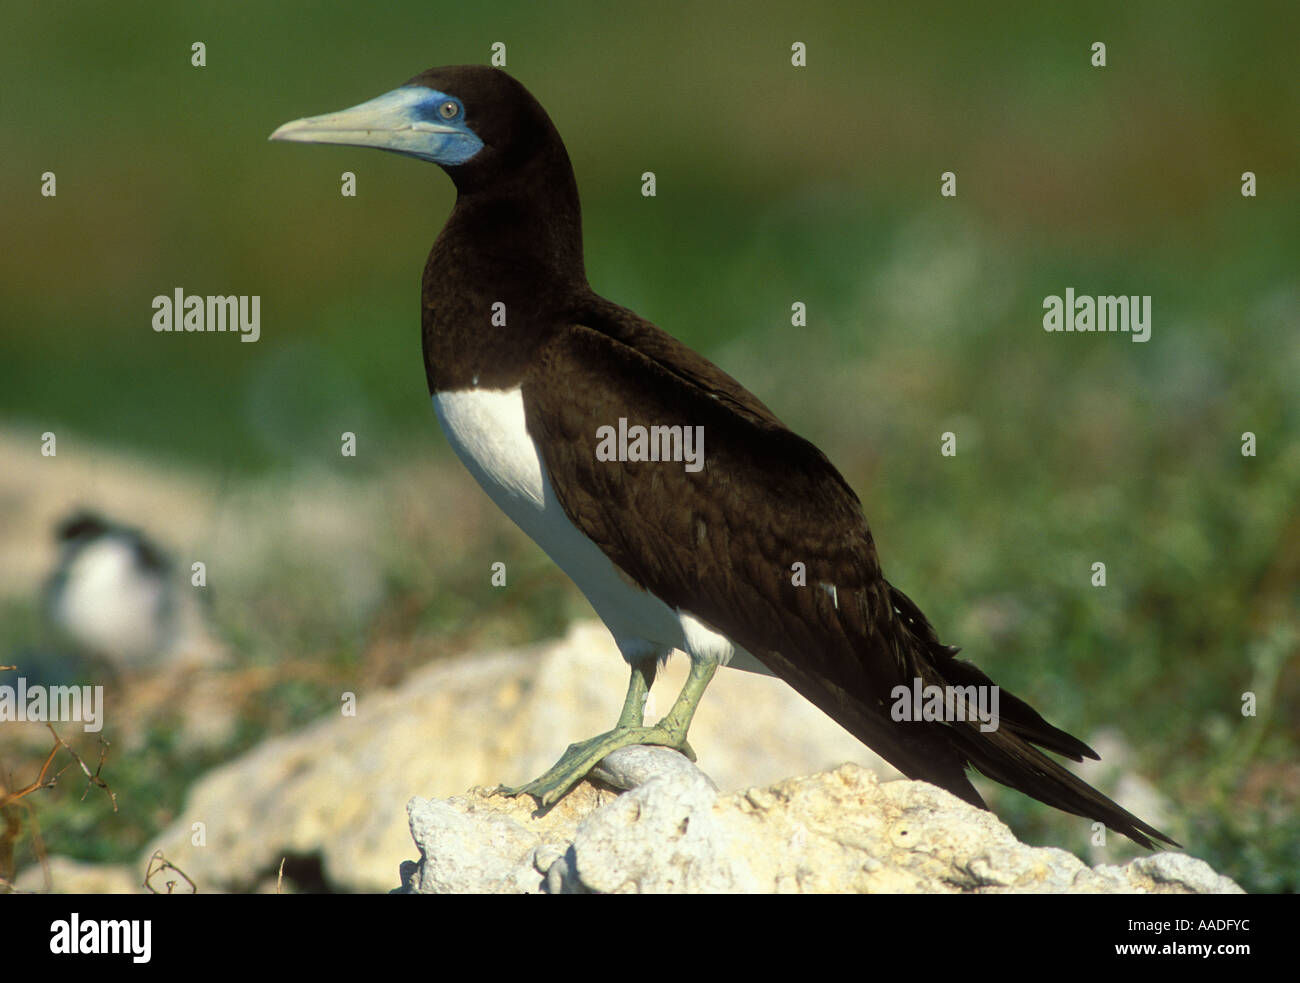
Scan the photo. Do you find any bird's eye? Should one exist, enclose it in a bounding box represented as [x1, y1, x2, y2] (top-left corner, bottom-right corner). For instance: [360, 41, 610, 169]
[438, 101, 460, 120]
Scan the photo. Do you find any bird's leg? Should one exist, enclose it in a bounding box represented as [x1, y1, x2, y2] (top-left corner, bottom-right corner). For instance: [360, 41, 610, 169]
[494, 657, 718, 809]
[613, 656, 657, 729]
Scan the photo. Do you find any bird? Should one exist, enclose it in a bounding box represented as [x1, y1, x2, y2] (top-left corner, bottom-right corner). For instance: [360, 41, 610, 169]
[271, 65, 1176, 848]
[42, 510, 225, 675]
[45, 510, 177, 670]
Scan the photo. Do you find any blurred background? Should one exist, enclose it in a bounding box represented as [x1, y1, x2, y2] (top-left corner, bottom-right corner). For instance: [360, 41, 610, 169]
[1, 1, 1296, 892]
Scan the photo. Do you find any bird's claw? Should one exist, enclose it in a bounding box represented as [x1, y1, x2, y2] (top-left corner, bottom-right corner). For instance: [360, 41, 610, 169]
[489, 727, 695, 810]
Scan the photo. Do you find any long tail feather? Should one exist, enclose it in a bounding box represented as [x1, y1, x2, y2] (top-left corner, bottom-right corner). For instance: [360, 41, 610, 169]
[881, 584, 1179, 848]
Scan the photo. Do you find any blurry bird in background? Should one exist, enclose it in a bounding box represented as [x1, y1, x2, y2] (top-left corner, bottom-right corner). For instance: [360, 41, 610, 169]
[43, 510, 223, 674]
[44, 511, 177, 671]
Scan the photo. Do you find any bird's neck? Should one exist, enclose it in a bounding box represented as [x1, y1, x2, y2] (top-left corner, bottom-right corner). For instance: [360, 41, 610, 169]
[421, 157, 588, 393]
[447, 180, 585, 288]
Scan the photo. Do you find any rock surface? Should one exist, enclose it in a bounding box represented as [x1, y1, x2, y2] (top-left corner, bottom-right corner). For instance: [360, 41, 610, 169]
[11, 856, 140, 895]
[131, 620, 880, 893]
[398, 748, 1243, 895]
[13, 620, 1234, 894]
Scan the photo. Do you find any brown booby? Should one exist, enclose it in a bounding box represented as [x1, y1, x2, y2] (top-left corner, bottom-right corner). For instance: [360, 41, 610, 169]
[271, 66, 1175, 848]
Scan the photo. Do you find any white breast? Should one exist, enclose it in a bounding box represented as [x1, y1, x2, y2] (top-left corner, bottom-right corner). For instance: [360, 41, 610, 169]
[54, 537, 171, 665]
[432, 387, 768, 674]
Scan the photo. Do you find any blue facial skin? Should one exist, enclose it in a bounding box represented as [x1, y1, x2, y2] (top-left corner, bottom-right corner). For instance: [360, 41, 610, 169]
[270, 86, 484, 167]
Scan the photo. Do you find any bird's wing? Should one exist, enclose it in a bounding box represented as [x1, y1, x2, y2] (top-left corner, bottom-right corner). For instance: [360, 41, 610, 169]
[522, 310, 1177, 848]
[521, 314, 985, 803]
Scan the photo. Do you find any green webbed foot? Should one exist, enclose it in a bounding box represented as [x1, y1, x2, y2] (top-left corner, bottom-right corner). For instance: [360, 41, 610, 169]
[493, 656, 716, 810]
[493, 724, 696, 808]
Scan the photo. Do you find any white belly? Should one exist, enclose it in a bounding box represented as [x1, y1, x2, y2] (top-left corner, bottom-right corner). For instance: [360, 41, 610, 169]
[432, 387, 768, 674]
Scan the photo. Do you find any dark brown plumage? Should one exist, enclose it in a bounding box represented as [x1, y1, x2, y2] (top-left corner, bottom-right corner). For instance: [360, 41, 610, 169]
[521, 297, 1175, 848]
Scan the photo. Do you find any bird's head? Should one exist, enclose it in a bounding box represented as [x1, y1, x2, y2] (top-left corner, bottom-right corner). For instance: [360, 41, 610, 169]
[270, 65, 562, 193]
